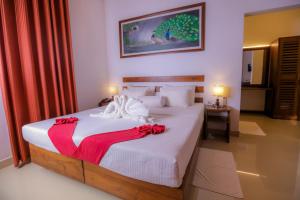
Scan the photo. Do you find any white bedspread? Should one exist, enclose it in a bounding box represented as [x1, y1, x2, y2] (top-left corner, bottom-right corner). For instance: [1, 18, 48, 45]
[22, 104, 204, 187]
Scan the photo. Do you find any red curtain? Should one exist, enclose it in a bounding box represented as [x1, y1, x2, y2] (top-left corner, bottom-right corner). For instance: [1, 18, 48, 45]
[0, 0, 78, 167]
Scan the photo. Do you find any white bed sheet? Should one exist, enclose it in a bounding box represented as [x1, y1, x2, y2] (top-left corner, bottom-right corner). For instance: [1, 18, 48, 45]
[22, 104, 204, 187]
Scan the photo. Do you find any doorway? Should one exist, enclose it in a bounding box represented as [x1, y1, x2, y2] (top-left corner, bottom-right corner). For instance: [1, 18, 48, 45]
[240, 6, 300, 120]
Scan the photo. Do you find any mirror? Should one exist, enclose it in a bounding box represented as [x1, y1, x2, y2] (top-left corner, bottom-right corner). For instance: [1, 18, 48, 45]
[242, 47, 269, 87]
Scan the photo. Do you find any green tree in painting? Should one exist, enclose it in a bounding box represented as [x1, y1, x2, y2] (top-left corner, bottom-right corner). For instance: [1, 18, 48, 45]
[154, 14, 199, 42]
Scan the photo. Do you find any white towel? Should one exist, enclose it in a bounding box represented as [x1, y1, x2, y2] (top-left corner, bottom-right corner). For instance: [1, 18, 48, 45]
[90, 95, 153, 123]
[90, 96, 123, 118]
[122, 97, 152, 123]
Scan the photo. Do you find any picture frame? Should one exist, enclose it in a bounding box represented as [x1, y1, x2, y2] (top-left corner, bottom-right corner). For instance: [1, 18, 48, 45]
[119, 3, 206, 58]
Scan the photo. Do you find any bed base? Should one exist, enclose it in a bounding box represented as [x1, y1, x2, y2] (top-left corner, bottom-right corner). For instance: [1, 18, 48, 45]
[29, 144, 84, 182]
[84, 161, 182, 200]
[29, 138, 200, 200]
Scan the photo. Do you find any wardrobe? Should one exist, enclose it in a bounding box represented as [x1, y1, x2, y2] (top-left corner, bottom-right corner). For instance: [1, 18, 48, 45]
[267, 36, 300, 120]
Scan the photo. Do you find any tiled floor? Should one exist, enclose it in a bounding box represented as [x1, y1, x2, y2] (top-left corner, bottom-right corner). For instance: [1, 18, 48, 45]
[202, 113, 300, 200]
[0, 113, 299, 200]
[0, 163, 120, 200]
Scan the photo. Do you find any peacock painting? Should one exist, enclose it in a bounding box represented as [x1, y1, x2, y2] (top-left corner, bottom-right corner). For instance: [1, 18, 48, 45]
[153, 14, 199, 42]
[120, 3, 205, 57]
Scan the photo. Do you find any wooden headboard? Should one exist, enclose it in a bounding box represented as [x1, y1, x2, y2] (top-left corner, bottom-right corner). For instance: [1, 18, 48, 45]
[122, 75, 205, 103]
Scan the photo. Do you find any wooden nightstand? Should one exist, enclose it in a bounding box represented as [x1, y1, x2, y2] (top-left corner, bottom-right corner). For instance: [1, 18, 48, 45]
[204, 105, 232, 143]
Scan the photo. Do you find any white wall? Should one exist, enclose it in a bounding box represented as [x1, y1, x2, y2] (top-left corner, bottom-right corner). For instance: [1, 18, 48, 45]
[0, 92, 11, 161]
[104, 0, 300, 132]
[69, 0, 109, 111]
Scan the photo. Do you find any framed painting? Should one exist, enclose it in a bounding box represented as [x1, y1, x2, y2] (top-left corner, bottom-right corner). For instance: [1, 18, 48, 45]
[119, 3, 205, 58]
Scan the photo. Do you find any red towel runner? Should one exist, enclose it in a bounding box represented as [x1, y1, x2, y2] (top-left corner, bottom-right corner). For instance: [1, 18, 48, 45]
[48, 117, 165, 164]
[48, 117, 79, 156]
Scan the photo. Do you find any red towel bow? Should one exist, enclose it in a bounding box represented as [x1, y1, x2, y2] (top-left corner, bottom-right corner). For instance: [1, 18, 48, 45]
[137, 124, 165, 135]
[54, 117, 79, 125]
[151, 124, 165, 134]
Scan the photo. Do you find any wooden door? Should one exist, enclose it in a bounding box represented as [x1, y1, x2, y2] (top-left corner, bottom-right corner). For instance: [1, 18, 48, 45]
[274, 36, 300, 119]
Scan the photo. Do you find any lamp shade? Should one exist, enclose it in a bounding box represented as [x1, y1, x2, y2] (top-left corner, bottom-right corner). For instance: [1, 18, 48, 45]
[213, 85, 225, 97]
[108, 86, 118, 95]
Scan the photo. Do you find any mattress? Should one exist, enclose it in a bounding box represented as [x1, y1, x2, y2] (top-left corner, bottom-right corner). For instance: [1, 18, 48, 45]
[22, 104, 204, 187]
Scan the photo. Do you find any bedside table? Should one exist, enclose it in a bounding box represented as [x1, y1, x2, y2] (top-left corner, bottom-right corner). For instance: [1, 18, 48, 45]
[204, 105, 232, 143]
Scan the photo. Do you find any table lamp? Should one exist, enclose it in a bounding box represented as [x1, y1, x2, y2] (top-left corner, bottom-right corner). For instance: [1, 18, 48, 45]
[108, 85, 118, 98]
[213, 84, 225, 108]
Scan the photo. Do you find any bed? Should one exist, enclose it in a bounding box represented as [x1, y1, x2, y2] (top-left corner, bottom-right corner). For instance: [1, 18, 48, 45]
[22, 75, 205, 200]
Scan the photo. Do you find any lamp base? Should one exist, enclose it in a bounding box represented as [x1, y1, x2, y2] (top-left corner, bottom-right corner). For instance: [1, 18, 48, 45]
[223, 97, 228, 107]
[215, 98, 220, 108]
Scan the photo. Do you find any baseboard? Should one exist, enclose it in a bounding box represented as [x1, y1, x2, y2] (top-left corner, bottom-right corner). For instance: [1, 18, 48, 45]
[231, 131, 240, 137]
[0, 157, 13, 169]
[240, 110, 265, 114]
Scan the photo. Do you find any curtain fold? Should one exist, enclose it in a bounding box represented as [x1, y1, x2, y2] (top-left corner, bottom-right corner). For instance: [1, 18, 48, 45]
[0, 0, 78, 167]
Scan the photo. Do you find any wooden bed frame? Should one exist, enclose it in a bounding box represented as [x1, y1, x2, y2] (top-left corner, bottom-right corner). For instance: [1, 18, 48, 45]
[28, 75, 205, 200]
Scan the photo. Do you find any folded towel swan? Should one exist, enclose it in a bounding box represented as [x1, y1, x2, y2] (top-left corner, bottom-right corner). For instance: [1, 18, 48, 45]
[90, 95, 152, 123]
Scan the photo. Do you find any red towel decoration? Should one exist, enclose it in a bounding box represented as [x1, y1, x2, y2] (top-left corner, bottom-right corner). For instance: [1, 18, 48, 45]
[48, 117, 165, 164]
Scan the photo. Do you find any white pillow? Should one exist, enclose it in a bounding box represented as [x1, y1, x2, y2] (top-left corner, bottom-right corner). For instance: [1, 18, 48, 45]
[130, 86, 156, 96]
[121, 86, 155, 98]
[160, 86, 195, 107]
[121, 89, 145, 98]
[138, 96, 167, 108]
